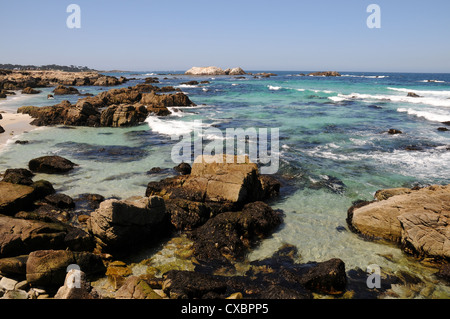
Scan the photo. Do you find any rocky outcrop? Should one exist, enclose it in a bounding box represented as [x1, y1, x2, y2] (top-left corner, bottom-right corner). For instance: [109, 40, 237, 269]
[18, 100, 101, 127]
[185, 66, 227, 76]
[87, 196, 167, 254]
[28, 156, 77, 174]
[347, 185, 450, 261]
[308, 71, 341, 77]
[100, 104, 148, 127]
[407, 92, 421, 98]
[146, 155, 281, 231]
[17, 84, 193, 127]
[185, 66, 246, 76]
[53, 85, 80, 95]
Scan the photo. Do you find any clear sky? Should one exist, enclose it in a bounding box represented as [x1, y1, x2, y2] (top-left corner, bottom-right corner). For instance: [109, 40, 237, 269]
[1, 0, 449, 72]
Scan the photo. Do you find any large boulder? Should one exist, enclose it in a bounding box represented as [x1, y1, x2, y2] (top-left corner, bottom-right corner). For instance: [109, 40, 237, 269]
[26, 250, 105, 287]
[0, 182, 36, 215]
[87, 196, 167, 254]
[28, 155, 77, 174]
[100, 104, 148, 127]
[0, 215, 93, 257]
[347, 185, 450, 260]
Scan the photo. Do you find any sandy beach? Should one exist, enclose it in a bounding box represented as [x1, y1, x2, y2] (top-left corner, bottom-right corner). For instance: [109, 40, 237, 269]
[0, 112, 34, 151]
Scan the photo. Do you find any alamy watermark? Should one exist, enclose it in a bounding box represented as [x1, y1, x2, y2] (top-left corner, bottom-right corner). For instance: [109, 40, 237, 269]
[170, 120, 280, 174]
[366, 4, 381, 29]
[366, 264, 381, 289]
[66, 264, 81, 288]
[66, 4, 81, 29]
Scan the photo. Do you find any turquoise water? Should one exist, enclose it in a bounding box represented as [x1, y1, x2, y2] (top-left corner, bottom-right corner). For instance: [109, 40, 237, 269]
[1, 71, 450, 297]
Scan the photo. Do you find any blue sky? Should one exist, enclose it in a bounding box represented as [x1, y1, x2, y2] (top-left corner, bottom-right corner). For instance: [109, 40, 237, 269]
[1, 0, 449, 72]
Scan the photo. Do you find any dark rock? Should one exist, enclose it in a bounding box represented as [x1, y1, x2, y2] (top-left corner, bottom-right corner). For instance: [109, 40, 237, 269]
[165, 198, 210, 231]
[2, 168, 34, 185]
[173, 163, 191, 175]
[28, 155, 77, 174]
[308, 71, 341, 77]
[438, 127, 449, 132]
[435, 264, 450, 283]
[388, 129, 402, 135]
[44, 193, 75, 209]
[74, 193, 105, 211]
[442, 121, 450, 126]
[0, 125, 4, 134]
[407, 92, 421, 98]
[190, 201, 283, 264]
[15, 140, 29, 145]
[31, 180, 56, 198]
[298, 258, 347, 295]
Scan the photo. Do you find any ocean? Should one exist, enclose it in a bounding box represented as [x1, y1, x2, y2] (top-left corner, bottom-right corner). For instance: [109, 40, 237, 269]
[1, 71, 449, 297]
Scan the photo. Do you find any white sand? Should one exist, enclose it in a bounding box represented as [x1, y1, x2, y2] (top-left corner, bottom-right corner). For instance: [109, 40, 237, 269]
[0, 112, 34, 151]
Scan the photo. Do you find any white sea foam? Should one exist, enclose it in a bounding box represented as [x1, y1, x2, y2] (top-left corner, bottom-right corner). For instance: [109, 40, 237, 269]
[177, 84, 198, 88]
[268, 85, 282, 91]
[397, 108, 450, 122]
[341, 74, 389, 79]
[329, 92, 450, 107]
[419, 80, 445, 83]
[145, 116, 210, 136]
[387, 87, 450, 98]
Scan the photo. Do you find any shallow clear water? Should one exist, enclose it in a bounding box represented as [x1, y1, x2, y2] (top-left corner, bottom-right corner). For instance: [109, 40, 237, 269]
[1, 71, 450, 297]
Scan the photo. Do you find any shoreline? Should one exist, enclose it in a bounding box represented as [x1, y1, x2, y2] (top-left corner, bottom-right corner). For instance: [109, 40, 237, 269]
[0, 111, 34, 151]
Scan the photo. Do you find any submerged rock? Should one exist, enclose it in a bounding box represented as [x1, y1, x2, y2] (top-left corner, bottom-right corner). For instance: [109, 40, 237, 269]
[28, 155, 77, 174]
